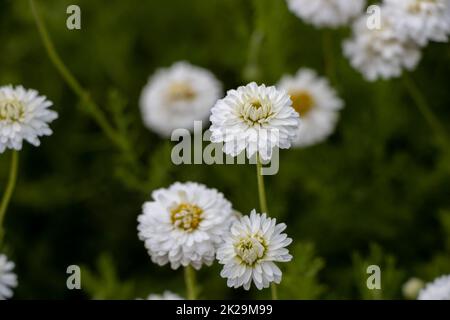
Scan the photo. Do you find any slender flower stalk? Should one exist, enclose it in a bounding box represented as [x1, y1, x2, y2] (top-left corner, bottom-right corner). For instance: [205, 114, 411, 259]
[403, 74, 449, 149]
[243, 0, 266, 82]
[256, 158, 268, 214]
[184, 265, 197, 300]
[255, 156, 278, 300]
[0, 151, 19, 246]
[29, 0, 125, 150]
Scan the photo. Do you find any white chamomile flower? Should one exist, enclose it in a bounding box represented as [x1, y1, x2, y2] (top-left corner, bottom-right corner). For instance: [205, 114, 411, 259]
[0, 85, 58, 153]
[343, 9, 422, 81]
[286, 0, 367, 28]
[137, 182, 235, 270]
[418, 275, 450, 300]
[145, 291, 184, 300]
[209, 82, 300, 161]
[139, 61, 222, 137]
[0, 254, 18, 300]
[217, 210, 292, 290]
[384, 0, 450, 46]
[277, 68, 343, 147]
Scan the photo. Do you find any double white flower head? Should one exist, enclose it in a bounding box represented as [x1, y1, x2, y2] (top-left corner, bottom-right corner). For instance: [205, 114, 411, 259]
[210, 82, 300, 161]
[217, 210, 292, 290]
[138, 182, 235, 270]
[0, 85, 57, 153]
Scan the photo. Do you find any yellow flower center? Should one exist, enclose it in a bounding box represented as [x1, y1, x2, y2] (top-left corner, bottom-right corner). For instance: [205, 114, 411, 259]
[170, 203, 203, 232]
[167, 82, 197, 102]
[235, 235, 266, 266]
[240, 97, 274, 126]
[250, 99, 262, 110]
[0, 99, 25, 122]
[290, 90, 315, 117]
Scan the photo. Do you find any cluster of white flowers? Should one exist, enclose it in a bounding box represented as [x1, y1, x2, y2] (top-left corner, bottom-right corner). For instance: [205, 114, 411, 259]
[138, 82, 296, 293]
[140, 61, 222, 137]
[209, 82, 300, 161]
[0, 85, 58, 153]
[138, 185, 293, 291]
[0, 254, 17, 300]
[343, 7, 421, 81]
[418, 275, 450, 300]
[344, 0, 450, 81]
[286, 0, 367, 28]
[385, 0, 450, 46]
[277, 69, 343, 147]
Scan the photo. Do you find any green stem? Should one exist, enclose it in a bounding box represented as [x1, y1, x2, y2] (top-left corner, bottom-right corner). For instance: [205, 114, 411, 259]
[256, 157, 268, 214]
[0, 151, 19, 246]
[271, 282, 278, 300]
[184, 265, 197, 300]
[255, 155, 278, 300]
[403, 74, 449, 149]
[243, 0, 265, 82]
[29, 0, 125, 150]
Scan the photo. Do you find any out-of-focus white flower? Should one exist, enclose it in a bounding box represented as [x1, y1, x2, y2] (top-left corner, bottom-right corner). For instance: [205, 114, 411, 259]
[403, 277, 425, 299]
[217, 210, 292, 290]
[343, 9, 422, 81]
[384, 0, 450, 46]
[277, 68, 343, 147]
[418, 275, 450, 300]
[286, 0, 367, 28]
[138, 182, 235, 270]
[0, 85, 57, 153]
[0, 254, 17, 300]
[140, 62, 222, 137]
[145, 291, 184, 300]
[209, 82, 300, 161]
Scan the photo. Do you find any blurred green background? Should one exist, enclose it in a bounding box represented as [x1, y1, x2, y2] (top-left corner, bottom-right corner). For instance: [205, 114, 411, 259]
[1, 0, 450, 299]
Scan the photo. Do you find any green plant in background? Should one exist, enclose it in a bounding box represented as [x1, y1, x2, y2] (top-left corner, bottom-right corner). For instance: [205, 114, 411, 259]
[279, 242, 326, 300]
[1, 0, 449, 300]
[352, 243, 404, 300]
[419, 210, 450, 280]
[82, 254, 135, 300]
